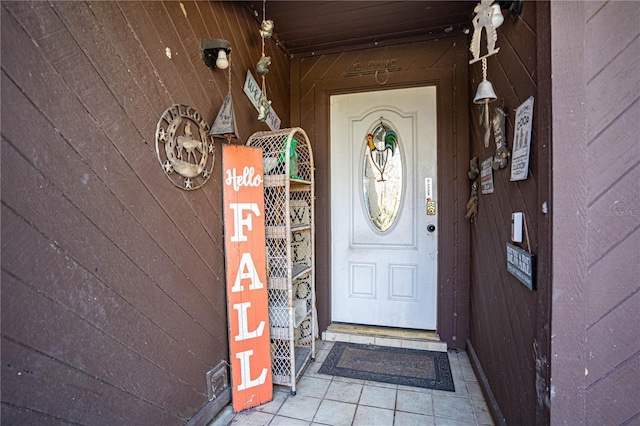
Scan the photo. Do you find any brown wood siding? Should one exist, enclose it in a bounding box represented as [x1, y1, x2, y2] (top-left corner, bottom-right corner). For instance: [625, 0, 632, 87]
[550, 1, 640, 424]
[466, 1, 551, 424]
[290, 37, 471, 348]
[1, 1, 289, 423]
[551, 1, 639, 425]
[246, 1, 475, 56]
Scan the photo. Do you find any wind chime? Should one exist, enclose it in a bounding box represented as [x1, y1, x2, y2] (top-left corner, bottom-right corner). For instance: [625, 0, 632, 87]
[256, 0, 273, 122]
[467, 0, 506, 221]
[209, 49, 239, 142]
[474, 57, 497, 148]
[469, 0, 507, 149]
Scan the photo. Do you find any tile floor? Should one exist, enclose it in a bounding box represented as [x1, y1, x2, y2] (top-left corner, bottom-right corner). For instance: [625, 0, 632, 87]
[229, 340, 494, 426]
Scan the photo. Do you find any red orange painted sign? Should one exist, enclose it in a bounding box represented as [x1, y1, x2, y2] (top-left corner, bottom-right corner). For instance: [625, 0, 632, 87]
[222, 144, 272, 412]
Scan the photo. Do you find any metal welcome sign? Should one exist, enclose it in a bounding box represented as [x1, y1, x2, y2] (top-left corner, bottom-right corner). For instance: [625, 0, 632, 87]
[223, 144, 272, 412]
[155, 104, 215, 190]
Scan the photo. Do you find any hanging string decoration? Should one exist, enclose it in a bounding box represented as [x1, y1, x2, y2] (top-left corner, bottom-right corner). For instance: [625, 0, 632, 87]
[257, 0, 273, 122]
[365, 118, 398, 181]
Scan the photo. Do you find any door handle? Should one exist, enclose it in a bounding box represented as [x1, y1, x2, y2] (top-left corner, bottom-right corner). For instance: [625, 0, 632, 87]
[427, 224, 436, 233]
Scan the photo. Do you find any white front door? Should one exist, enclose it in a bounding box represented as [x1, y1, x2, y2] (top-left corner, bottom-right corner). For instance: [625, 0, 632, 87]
[330, 87, 438, 330]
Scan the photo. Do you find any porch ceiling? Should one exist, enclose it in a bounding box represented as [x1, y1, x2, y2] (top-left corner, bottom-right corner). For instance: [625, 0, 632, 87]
[243, 1, 476, 56]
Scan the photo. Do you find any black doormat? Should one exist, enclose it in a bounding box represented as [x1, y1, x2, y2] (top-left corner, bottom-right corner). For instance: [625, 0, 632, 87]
[318, 341, 455, 392]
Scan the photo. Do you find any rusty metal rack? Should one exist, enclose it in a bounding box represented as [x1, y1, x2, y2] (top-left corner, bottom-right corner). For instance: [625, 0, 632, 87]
[247, 127, 316, 395]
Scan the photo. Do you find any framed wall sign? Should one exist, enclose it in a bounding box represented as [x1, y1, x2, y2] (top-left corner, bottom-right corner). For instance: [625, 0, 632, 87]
[223, 144, 273, 412]
[480, 157, 494, 194]
[510, 96, 534, 181]
[506, 243, 536, 291]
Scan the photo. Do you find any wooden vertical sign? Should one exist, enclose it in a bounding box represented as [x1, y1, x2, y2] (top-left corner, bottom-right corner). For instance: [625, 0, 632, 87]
[223, 144, 272, 412]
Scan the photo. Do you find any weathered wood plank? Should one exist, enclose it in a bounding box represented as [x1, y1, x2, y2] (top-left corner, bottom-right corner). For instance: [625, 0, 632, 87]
[534, 3, 553, 419]
[436, 68, 457, 345]
[453, 41, 472, 344]
[520, 0, 537, 34]
[585, 0, 607, 19]
[0, 135, 222, 365]
[0, 72, 227, 346]
[549, 2, 589, 424]
[586, 165, 640, 264]
[586, 292, 640, 383]
[114, 1, 192, 105]
[45, 2, 226, 289]
[161, 0, 219, 103]
[498, 2, 537, 78]
[1, 402, 67, 426]
[586, 1, 640, 78]
[2, 2, 223, 310]
[1, 273, 202, 419]
[86, 1, 227, 249]
[586, 36, 640, 140]
[1, 205, 210, 388]
[586, 354, 640, 426]
[49, 1, 158, 142]
[142, 1, 210, 109]
[1, 336, 183, 425]
[469, 220, 534, 421]
[588, 100, 640, 202]
[587, 229, 640, 323]
[89, 1, 173, 109]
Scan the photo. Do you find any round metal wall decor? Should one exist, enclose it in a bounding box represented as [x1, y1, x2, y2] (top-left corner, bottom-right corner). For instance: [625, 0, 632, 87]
[155, 104, 215, 190]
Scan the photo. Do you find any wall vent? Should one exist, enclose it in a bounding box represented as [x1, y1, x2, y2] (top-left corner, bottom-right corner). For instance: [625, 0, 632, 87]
[206, 361, 229, 401]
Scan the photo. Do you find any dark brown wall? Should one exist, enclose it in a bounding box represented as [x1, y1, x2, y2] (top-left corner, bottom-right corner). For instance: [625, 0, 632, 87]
[466, 1, 552, 424]
[1, 1, 289, 423]
[290, 37, 471, 348]
[550, 1, 640, 424]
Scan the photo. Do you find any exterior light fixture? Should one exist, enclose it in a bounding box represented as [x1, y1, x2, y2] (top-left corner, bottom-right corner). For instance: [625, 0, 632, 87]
[490, 4, 504, 28]
[201, 39, 231, 70]
[215, 49, 229, 70]
[494, 0, 522, 21]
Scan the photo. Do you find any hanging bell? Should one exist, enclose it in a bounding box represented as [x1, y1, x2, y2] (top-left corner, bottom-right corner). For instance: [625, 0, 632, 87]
[473, 79, 498, 104]
[209, 92, 239, 141]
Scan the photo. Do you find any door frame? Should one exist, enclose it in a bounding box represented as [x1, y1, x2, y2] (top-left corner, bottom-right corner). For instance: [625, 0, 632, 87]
[312, 66, 470, 347]
[329, 88, 439, 330]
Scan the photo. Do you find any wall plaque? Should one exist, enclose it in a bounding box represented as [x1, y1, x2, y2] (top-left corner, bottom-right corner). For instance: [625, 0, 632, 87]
[480, 157, 494, 194]
[506, 243, 536, 291]
[223, 144, 273, 412]
[343, 59, 401, 78]
[155, 104, 215, 190]
[243, 70, 281, 131]
[510, 96, 534, 181]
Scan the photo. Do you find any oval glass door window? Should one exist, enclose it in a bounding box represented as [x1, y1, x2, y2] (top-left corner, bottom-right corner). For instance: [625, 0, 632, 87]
[362, 120, 403, 232]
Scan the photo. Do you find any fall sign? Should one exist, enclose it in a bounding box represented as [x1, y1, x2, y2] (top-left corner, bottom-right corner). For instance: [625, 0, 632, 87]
[223, 144, 272, 412]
